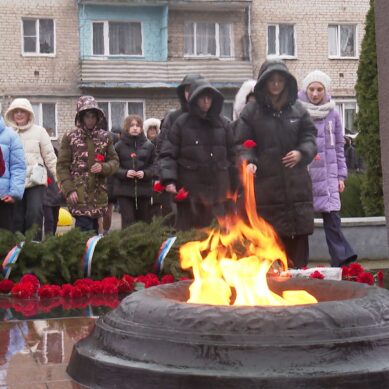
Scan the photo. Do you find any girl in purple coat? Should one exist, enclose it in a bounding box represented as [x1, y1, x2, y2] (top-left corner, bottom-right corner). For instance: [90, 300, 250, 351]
[299, 70, 357, 267]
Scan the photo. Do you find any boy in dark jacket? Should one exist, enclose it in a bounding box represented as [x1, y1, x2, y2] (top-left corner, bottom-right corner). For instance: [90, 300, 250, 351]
[159, 79, 235, 231]
[113, 115, 155, 228]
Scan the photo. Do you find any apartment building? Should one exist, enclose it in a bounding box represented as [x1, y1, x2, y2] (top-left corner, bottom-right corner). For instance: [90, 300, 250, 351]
[78, 0, 253, 131]
[0, 0, 370, 138]
[0, 0, 79, 138]
[251, 0, 370, 133]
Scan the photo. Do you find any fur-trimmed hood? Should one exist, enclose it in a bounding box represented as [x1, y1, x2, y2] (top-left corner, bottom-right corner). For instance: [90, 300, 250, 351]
[233, 79, 256, 120]
[143, 118, 161, 135]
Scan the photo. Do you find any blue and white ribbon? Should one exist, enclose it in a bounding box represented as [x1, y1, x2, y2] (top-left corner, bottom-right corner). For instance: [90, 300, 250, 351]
[154, 237, 177, 273]
[82, 235, 104, 278]
[2, 242, 25, 279]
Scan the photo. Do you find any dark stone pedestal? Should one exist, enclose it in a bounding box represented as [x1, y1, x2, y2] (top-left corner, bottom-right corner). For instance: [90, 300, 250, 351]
[67, 279, 389, 388]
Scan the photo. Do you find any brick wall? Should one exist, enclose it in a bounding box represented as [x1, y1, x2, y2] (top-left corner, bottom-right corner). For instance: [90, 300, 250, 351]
[250, 0, 370, 96]
[0, 0, 79, 96]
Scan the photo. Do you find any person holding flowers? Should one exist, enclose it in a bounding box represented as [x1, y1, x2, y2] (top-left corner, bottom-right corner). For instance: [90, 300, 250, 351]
[234, 59, 317, 268]
[57, 96, 119, 233]
[159, 79, 235, 231]
[113, 115, 155, 228]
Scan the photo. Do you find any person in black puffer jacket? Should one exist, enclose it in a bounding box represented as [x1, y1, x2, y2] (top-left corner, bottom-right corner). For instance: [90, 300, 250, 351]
[113, 115, 155, 228]
[159, 79, 235, 231]
[234, 59, 317, 268]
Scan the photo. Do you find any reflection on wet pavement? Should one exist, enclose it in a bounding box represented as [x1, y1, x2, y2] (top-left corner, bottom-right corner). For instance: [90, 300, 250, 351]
[0, 317, 95, 388]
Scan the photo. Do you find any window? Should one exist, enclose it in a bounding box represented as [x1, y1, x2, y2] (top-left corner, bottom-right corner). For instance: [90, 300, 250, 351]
[184, 22, 232, 57]
[31, 103, 57, 138]
[267, 24, 295, 58]
[328, 24, 357, 58]
[335, 99, 357, 134]
[98, 101, 145, 132]
[22, 18, 55, 55]
[222, 101, 234, 121]
[92, 21, 142, 56]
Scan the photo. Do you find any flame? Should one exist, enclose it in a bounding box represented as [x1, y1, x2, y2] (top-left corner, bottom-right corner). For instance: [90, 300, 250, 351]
[180, 162, 317, 306]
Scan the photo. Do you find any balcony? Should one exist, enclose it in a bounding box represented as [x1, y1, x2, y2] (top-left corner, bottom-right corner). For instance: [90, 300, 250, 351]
[80, 59, 254, 89]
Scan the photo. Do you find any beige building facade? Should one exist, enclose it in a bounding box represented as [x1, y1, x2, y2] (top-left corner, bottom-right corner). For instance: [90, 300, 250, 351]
[251, 0, 370, 133]
[0, 0, 370, 139]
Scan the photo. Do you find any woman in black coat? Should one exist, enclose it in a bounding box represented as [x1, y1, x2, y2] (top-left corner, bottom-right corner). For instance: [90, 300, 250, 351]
[235, 59, 317, 268]
[113, 115, 155, 228]
[159, 79, 235, 231]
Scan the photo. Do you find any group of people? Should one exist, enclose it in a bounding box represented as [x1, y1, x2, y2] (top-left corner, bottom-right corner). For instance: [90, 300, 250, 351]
[0, 58, 357, 268]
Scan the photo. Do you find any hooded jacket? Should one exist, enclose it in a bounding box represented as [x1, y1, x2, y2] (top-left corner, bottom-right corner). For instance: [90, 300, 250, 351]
[159, 79, 235, 205]
[234, 60, 317, 237]
[0, 116, 26, 200]
[155, 74, 205, 168]
[299, 90, 347, 213]
[56, 96, 119, 218]
[114, 132, 155, 198]
[5, 98, 57, 189]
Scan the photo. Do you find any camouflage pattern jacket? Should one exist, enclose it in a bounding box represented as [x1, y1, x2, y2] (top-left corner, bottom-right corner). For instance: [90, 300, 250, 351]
[57, 126, 119, 218]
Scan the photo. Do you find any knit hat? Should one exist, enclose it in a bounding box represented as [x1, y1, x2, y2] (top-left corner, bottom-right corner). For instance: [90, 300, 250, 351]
[302, 70, 331, 92]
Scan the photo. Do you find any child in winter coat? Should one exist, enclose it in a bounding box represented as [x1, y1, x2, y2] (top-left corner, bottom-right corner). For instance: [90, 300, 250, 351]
[5, 98, 57, 240]
[57, 96, 119, 234]
[235, 59, 317, 268]
[299, 70, 357, 267]
[114, 115, 155, 228]
[159, 79, 235, 231]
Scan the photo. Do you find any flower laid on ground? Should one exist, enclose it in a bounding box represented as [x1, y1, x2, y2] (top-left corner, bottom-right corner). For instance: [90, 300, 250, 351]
[243, 139, 257, 149]
[0, 273, 188, 300]
[309, 270, 324, 280]
[153, 181, 166, 193]
[95, 154, 105, 162]
[342, 263, 384, 286]
[175, 188, 189, 201]
[0, 279, 14, 294]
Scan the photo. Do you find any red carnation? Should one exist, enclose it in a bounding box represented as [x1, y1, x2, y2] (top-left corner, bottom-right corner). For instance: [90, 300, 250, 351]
[90, 280, 104, 294]
[175, 188, 189, 201]
[13, 300, 39, 317]
[130, 153, 137, 159]
[74, 278, 95, 287]
[47, 176, 53, 185]
[179, 277, 191, 281]
[96, 154, 105, 162]
[118, 276, 135, 294]
[377, 271, 384, 282]
[20, 274, 40, 292]
[347, 263, 364, 278]
[11, 281, 35, 298]
[0, 279, 14, 294]
[309, 270, 324, 280]
[60, 284, 74, 297]
[243, 139, 257, 149]
[161, 275, 175, 284]
[69, 286, 83, 299]
[102, 276, 120, 286]
[356, 272, 375, 286]
[38, 285, 59, 298]
[153, 181, 166, 193]
[314, 154, 321, 161]
[102, 283, 118, 295]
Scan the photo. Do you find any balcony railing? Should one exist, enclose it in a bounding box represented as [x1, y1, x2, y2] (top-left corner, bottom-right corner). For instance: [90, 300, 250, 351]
[80, 59, 254, 88]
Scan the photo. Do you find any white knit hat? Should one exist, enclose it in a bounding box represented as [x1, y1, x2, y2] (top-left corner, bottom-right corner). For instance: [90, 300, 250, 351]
[302, 70, 331, 92]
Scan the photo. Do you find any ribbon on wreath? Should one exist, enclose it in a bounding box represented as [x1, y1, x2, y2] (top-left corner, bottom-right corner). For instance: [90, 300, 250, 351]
[82, 235, 104, 278]
[154, 237, 177, 274]
[2, 242, 25, 279]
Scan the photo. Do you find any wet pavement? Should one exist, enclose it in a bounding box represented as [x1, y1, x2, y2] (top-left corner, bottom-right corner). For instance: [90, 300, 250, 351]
[0, 317, 95, 388]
